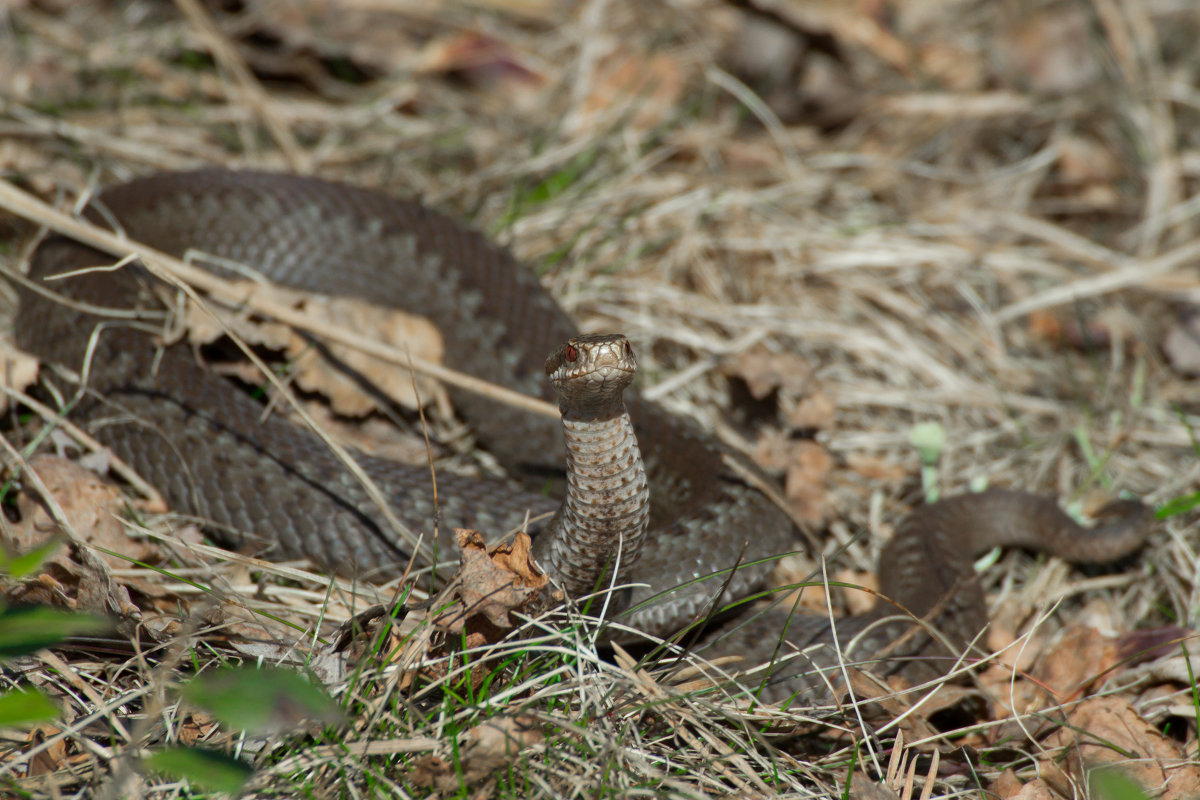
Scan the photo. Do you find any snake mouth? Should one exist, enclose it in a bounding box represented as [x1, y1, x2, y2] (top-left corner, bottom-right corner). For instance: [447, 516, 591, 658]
[563, 363, 635, 398]
[572, 362, 634, 380]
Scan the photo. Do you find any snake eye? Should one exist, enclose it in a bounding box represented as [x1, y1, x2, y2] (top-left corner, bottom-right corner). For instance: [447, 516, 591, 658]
[564, 345, 578, 362]
[624, 341, 633, 357]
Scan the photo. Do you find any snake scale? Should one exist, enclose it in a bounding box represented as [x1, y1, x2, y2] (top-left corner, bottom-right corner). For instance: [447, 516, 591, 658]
[15, 170, 1152, 703]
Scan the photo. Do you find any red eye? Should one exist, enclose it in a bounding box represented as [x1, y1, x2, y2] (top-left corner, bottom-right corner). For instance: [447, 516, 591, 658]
[565, 345, 577, 362]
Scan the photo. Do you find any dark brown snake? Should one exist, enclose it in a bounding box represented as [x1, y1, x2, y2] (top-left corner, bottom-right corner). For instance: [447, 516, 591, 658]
[15, 170, 1152, 704]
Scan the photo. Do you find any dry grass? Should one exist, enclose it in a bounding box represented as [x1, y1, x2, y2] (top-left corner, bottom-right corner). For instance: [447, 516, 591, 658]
[0, 0, 1198, 797]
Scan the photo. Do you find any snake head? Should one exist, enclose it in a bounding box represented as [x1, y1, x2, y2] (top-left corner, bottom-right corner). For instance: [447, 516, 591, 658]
[545, 333, 636, 416]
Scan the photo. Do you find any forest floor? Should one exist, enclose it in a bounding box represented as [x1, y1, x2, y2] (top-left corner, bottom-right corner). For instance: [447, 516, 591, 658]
[0, 0, 1199, 798]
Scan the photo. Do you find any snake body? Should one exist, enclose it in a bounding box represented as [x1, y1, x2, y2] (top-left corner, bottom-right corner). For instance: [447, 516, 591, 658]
[16, 170, 1152, 702]
[536, 334, 650, 599]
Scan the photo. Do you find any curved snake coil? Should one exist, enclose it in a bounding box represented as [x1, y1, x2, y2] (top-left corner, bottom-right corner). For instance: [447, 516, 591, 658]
[15, 170, 1153, 702]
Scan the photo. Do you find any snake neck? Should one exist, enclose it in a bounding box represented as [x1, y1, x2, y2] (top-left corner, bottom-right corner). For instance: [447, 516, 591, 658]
[534, 404, 650, 601]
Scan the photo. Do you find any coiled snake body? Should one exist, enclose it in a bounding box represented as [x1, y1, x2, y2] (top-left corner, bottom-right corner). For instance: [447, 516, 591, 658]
[17, 170, 1152, 702]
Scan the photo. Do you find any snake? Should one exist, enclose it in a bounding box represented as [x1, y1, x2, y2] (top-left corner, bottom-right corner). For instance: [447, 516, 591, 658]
[15, 169, 1153, 704]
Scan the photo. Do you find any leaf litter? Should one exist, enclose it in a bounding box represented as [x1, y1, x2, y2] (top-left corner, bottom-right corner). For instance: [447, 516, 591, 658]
[0, 0, 1197, 797]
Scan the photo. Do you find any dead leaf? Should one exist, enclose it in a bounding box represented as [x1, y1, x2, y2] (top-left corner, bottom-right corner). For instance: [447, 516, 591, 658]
[294, 405, 438, 463]
[845, 453, 907, 481]
[783, 440, 832, 525]
[0, 334, 39, 415]
[1029, 306, 1134, 352]
[3, 456, 143, 623]
[1031, 625, 1122, 701]
[432, 529, 548, 636]
[842, 668, 944, 748]
[288, 295, 445, 415]
[848, 772, 898, 800]
[916, 41, 985, 92]
[1037, 762, 1074, 799]
[457, 715, 543, 781]
[573, 50, 686, 132]
[996, 6, 1101, 95]
[990, 769, 1023, 799]
[1056, 133, 1120, 185]
[724, 347, 815, 402]
[412, 715, 543, 794]
[331, 603, 406, 662]
[751, 433, 830, 524]
[1042, 696, 1200, 799]
[1118, 630, 1200, 688]
[416, 30, 544, 100]
[785, 389, 836, 431]
[726, 347, 833, 436]
[836, 568, 875, 616]
[380, 530, 555, 693]
[25, 725, 68, 777]
[8, 455, 155, 568]
[983, 614, 1139, 723]
[178, 713, 219, 747]
[768, 553, 827, 613]
[185, 281, 445, 415]
[1004, 778, 1058, 800]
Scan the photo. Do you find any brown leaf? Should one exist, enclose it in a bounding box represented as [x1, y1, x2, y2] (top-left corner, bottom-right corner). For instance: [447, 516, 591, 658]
[842, 669, 943, 748]
[836, 568, 875, 616]
[725, 15, 808, 123]
[1005, 778, 1059, 800]
[1029, 307, 1133, 352]
[412, 715, 543, 793]
[416, 30, 544, 97]
[1042, 697, 1200, 799]
[726, 347, 833, 435]
[783, 440, 832, 525]
[289, 405, 437, 463]
[1056, 133, 1120, 185]
[288, 295, 445, 415]
[455, 715, 543, 784]
[183, 280, 292, 349]
[785, 389, 836, 431]
[178, 713, 219, 747]
[1117, 632, 1200, 693]
[433, 529, 549, 637]
[1, 458, 141, 626]
[848, 772, 898, 800]
[25, 725, 68, 777]
[8, 455, 155, 569]
[724, 347, 815, 402]
[990, 769, 1023, 799]
[767, 554, 827, 614]
[409, 755, 453, 790]
[396, 530, 556, 693]
[996, 6, 1101, 95]
[574, 50, 686, 132]
[1031, 625, 1121, 701]
[0, 334, 39, 415]
[915, 41, 985, 92]
[185, 281, 446, 415]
